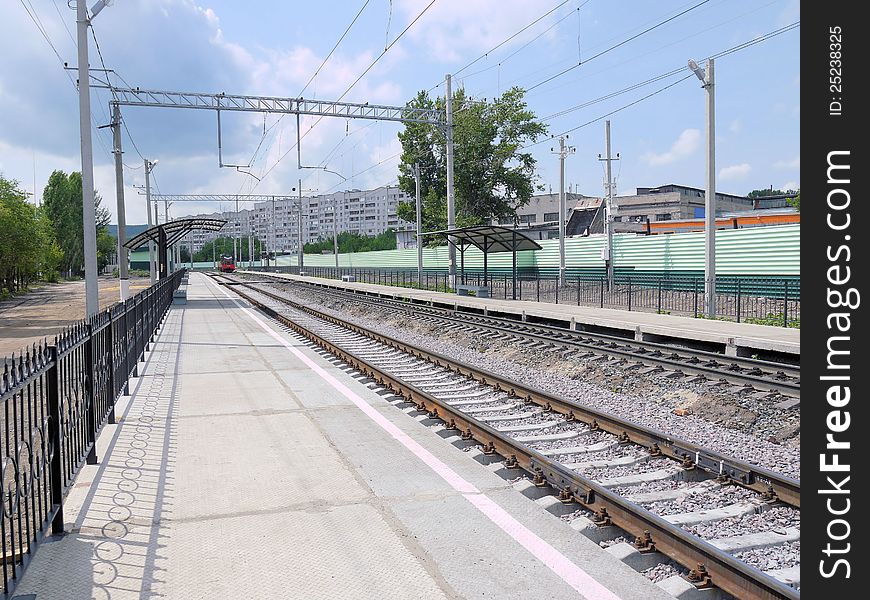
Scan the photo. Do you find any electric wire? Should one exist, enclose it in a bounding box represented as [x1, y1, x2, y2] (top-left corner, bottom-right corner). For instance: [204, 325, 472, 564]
[252, 0, 438, 191]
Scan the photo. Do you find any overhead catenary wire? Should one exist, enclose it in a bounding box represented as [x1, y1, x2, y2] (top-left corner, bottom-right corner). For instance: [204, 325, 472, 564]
[252, 0, 438, 191]
[427, 0, 576, 93]
[525, 0, 713, 93]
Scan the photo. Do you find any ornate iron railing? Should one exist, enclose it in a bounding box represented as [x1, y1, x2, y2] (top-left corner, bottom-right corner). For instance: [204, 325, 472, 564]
[0, 270, 184, 594]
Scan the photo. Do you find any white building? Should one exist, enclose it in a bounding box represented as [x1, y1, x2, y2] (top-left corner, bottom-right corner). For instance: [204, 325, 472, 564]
[186, 185, 413, 254]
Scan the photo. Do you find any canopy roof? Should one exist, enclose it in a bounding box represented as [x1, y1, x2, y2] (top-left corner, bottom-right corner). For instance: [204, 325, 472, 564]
[123, 218, 227, 250]
[423, 225, 542, 253]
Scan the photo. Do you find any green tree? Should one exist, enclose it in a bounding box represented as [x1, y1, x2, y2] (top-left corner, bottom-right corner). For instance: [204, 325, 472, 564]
[0, 175, 62, 293]
[787, 191, 800, 212]
[42, 170, 111, 275]
[396, 87, 547, 243]
[303, 230, 397, 254]
[96, 229, 116, 273]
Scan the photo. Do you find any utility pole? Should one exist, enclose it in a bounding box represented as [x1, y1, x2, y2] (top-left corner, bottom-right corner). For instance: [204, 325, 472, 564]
[415, 163, 423, 286]
[333, 198, 339, 271]
[598, 120, 619, 289]
[552, 135, 575, 287]
[110, 102, 129, 300]
[144, 159, 158, 283]
[271, 195, 276, 268]
[445, 73, 456, 289]
[77, 0, 99, 316]
[689, 57, 716, 317]
[234, 195, 239, 264]
[298, 179, 304, 274]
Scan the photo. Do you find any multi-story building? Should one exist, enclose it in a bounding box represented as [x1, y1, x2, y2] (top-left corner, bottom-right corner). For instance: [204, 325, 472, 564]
[185, 185, 413, 254]
[612, 184, 760, 224]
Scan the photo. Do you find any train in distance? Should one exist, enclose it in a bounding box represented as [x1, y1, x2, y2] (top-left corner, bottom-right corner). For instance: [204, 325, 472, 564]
[218, 255, 236, 273]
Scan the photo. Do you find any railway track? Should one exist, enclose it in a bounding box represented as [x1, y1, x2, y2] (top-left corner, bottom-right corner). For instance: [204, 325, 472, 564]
[240, 272, 800, 399]
[211, 273, 800, 599]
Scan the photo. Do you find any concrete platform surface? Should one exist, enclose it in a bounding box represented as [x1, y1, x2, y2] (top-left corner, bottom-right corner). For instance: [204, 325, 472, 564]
[247, 271, 799, 358]
[14, 273, 676, 600]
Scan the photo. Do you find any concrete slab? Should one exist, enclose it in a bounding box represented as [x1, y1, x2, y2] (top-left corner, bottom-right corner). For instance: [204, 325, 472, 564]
[15, 273, 676, 600]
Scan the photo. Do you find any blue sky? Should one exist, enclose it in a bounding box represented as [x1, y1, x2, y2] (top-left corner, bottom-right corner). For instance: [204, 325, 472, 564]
[2, 0, 799, 224]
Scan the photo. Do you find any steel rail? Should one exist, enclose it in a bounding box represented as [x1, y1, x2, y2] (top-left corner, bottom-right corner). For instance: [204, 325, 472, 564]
[224, 278, 800, 507]
[249, 274, 800, 396]
[216, 276, 800, 600]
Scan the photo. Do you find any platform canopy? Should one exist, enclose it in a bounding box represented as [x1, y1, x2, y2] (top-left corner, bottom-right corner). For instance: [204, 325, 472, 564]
[124, 218, 227, 280]
[123, 217, 227, 250]
[424, 225, 542, 254]
[423, 225, 542, 299]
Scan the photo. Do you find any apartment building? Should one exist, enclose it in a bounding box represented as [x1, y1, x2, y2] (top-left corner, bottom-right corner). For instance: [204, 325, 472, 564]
[186, 185, 413, 254]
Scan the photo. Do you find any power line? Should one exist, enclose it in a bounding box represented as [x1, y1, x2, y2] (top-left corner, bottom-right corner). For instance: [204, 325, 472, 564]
[525, 0, 713, 92]
[253, 0, 438, 191]
[244, 0, 374, 174]
[451, 0, 574, 79]
[461, 6, 582, 81]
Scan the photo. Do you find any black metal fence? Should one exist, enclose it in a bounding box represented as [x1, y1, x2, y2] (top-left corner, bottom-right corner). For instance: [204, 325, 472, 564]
[251, 265, 800, 327]
[0, 269, 184, 594]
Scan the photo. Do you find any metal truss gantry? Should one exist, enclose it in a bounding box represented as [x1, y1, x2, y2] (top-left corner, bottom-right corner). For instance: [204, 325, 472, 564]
[92, 84, 444, 125]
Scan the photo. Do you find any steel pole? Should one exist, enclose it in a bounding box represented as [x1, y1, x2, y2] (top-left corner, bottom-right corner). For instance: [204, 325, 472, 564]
[144, 160, 156, 283]
[333, 198, 339, 271]
[559, 136, 566, 287]
[415, 163, 423, 286]
[704, 58, 716, 317]
[110, 103, 129, 300]
[77, 0, 99, 316]
[445, 74, 456, 289]
[298, 179, 304, 273]
[605, 120, 615, 289]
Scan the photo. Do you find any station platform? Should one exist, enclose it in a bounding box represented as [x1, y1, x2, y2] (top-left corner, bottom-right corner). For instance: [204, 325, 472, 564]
[242, 271, 800, 360]
[15, 272, 675, 600]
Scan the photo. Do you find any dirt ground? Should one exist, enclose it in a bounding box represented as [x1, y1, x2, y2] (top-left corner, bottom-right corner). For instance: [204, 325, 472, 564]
[0, 275, 153, 357]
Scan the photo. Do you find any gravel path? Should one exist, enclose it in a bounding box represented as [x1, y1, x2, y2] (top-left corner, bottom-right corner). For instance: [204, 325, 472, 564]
[735, 541, 800, 571]
[260, 281, 800, 479]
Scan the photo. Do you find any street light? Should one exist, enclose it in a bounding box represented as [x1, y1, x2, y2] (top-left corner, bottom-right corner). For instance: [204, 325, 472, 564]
[78, 0, 117, 315]
[688, 57, 716, 317]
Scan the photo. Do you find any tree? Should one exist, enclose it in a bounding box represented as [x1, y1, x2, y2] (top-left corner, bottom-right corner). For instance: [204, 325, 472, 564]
[96, 229, 116, 273]
[42, 170, 111, 275]
[303, 230, 397, 254]
[748, 188, 795, 198]
[0, 175, 61, 293]
[396, 87, 547, 243]
[787, 191, 800, 212]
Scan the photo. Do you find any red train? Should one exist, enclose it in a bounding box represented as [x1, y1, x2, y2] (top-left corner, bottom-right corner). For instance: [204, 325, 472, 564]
[218, 255, 236, 273]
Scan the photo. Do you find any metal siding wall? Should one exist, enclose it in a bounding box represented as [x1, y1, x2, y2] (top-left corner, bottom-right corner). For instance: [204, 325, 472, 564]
[264, 223, 799, 275]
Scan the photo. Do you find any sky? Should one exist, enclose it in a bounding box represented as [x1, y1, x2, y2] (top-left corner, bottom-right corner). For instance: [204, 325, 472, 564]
[2, 0, 800, 225]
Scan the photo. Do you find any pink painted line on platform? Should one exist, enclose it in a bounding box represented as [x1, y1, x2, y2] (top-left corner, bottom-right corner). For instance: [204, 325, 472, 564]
[208, 277, 623, 600]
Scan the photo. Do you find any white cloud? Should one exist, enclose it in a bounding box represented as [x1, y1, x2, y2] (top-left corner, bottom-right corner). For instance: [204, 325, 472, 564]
[774, 156, 800, 169]
[719, 163, 752, 181]
[397, 0, 568, 62]
[642, 129, 700, 166]
[729, 119, 742, 134]
[780, 181, 800, 192]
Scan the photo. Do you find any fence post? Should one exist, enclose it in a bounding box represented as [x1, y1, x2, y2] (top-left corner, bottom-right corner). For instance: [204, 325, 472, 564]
[657, 280, 662, 313]
[783, 280, 789, 327]
[628, 278, 632, 312]
[555, 279, 559, 304]
[736, 279, 742, 323]
[122, 301, 130, 395]
[106, 319, 116, 425]
[577, 277, 581, 306]
[536, 276, 540, 302]
[600, 277, 604, 308]
[46, 346, 65, 534]
[693, 279, 699, 318]
[85, 323, 97, 465]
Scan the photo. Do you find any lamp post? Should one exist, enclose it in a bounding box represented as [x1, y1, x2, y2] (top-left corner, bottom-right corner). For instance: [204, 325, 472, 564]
[688, 57, 716, 317]
[77, 0, 115, 316]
